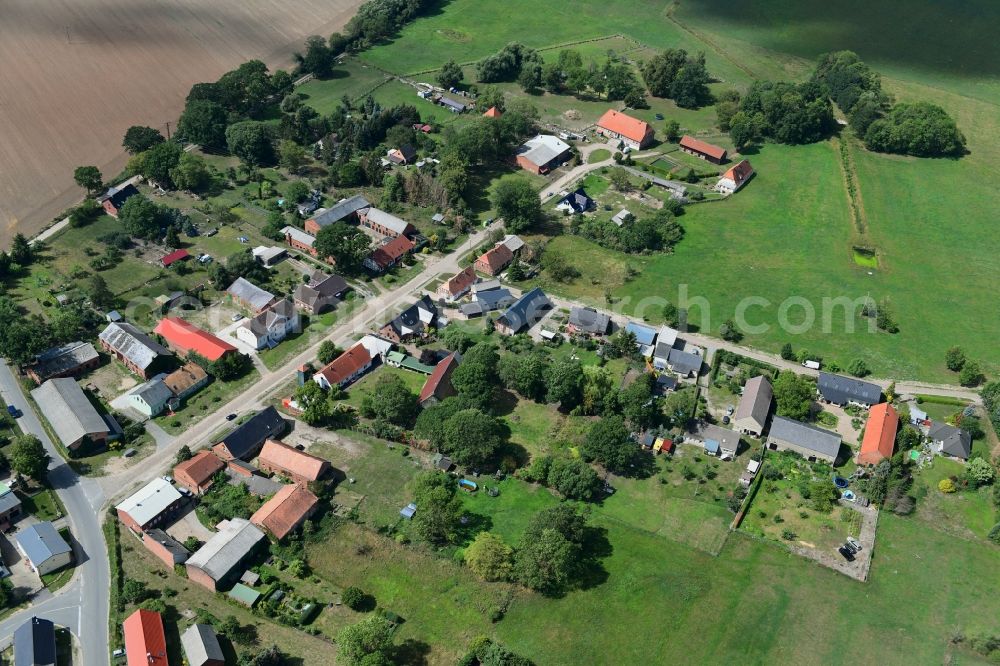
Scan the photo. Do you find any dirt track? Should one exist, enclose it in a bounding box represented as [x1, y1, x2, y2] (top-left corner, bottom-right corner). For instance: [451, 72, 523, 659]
[0, 0, 363, 245]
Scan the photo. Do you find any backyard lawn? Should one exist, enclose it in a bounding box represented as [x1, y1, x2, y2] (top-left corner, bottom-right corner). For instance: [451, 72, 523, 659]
[153, 368, 261, 435]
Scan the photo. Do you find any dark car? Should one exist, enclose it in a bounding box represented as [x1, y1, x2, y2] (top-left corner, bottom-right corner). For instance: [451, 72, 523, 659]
[6, 405, 21, 419]
[226, 413, 238, 421]
[837, 546, 855, 561]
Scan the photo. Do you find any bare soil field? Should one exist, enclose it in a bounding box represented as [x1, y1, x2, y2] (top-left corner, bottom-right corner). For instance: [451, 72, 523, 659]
[0, 0, 363, 246]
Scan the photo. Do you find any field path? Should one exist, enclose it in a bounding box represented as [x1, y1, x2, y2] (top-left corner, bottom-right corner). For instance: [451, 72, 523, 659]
[0, 0, 365, 246]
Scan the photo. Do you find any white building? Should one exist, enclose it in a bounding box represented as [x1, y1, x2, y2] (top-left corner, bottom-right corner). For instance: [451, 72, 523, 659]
[235, 299, 300, 350]
[715, 159, 755, 195]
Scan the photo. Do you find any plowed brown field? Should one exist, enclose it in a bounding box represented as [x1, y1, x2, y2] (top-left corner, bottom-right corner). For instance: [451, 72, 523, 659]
[0, 0, 362, 245]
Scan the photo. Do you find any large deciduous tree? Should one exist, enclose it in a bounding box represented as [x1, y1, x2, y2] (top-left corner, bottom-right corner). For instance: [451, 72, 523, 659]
[178, 99, 228, 147]
[73, 166, 103, 194]
[226, 121, 275, 167]
[10, 435, 49, 482]
[772, 371, 815, 421]
[411, 472, 464, 545]
[360, 375, 420, 427]
[491, 178, 541, 234]
[582, 415, 635, 473]
[313, 222, 370, 274]
[122, 126, 165, 154]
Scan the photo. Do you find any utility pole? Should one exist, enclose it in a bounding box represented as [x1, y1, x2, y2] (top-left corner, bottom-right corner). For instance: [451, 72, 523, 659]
[164, 121, 171, 141]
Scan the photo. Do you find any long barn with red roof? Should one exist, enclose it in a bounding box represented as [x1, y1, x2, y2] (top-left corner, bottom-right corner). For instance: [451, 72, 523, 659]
[153, 317, 237, 361]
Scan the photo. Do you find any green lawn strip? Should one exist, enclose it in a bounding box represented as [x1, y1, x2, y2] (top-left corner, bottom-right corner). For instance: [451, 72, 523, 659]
[19, 488, 63, 521]
[153, 368, 261, 436]
[341, 365, 428, 411]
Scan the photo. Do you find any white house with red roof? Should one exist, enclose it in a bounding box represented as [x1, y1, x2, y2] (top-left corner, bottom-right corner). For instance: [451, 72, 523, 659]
[715, 159, 755, 194]
[595, 109, 654, 149]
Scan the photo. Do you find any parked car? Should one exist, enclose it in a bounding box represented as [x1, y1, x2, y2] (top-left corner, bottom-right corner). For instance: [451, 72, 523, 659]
[122, 448, 137, 458]
[6, 405, 21, 418]
[846, 537, 862, 551]
[161, 475, 173, 484]
[231, 313, 244, 322]
[226, 413, 238, 421]
[843, 541, 859, 555]
[837, 546, 855, 561]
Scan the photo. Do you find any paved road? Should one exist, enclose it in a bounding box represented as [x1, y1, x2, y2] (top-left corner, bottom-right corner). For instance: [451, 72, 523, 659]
[0, 362, 109, 666]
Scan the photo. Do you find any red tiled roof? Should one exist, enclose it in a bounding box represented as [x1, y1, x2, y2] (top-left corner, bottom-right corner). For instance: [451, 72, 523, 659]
[476, 244, 513, 273]
[722, 159, 754, 185]
[442, 266, 476, 297]
[123, 609, 168, 666]
[483, 106, 502, 118]
[258, 440, 329, 482]
[858, 402, 898, 466]
[596, 109, 651, 144]
[679, 135, 727, 161]
[419, 353, 458, 403]
[160, 249, 190, 267]
[316, 343, 371, 386]
[369, 235, 415, 269]
[174, 450, 224, 487]
[153, 317, 237, 361]
[250, 484, 318, 539]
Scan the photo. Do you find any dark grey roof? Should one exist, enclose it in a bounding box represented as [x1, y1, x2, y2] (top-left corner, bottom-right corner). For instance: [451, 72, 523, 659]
[655, 374, 677, 392]
[144, 529, 189, 564]
[475, 287, 514, 311]
[14, 616, 55, 666]
[16, 522, 71, 566]
[928, 422, 972, 459]
[309, 195, 371, 228]
[181, 623, 225, 666]
[734, 375, 773, 429]
[653, 341, 673, 362]
[131, 378, 174, 408]
[769, 416, 842, 459]
[568, 307, 609, 335]
[559, 188, 594, 213]
[219, 407, 286, 459]
[817, 372, 881, 406]
[30, 341, 98, 380]
[98, 182, 140, 209]
[498, 288, 551, 333]
[99, 322, 171, 371]
[667, 348, 702, 376]
[186, 518, 265, 582]
[0, 489, 22, 516]
[385, 295, 437, 337]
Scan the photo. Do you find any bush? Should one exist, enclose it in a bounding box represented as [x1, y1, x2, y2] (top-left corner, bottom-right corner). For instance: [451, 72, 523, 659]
[341, 586, 365, 611]
[938, 478, 956, 493]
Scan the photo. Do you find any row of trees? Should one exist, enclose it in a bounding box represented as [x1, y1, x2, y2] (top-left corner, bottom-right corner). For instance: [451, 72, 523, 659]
[811, 51, 965, 157]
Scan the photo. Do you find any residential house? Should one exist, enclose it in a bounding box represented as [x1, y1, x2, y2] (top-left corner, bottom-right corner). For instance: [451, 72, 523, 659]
[595, 109, 654, 149]
[185, 518, 267, 591]
[282, 226, 318, 257]
[98, 322, 172, 378]
[567, 307, 610, 337]
[817, 372, 882, 407]
[122, 609, 168, 666]
[293, 271, 348, 314]
[160, 249, 190, 268]
[766, 416, 842, 464]
[928, 422, 972, 460]
[359, 207, 416, 238]
[364, 235, 415, 273]
[162, 362, 210, 401]
[654, 374, 678, 396]
[667, 348, 702, 378]
[303, 195, 371, 235]
[679, 135, 727, 164]
[437, 266, 477, 302]
[154, 318, 237, 362]
[14, 616, 56, 666]
[15, 522, 72, 576]
[115, 477, 184, 533]
[97, 182, 140, 218]
[379, 295, 438, 342]
[699, 424, 741, 460]
[0, 483, 23, 530]
[31, 379, 110, 450]
[496, 287, 552, 335]
[313, 336, 393, 390]
[556, 188, 594, 214]
[858, 402, 899, 466]
[257, 440, 331, 487]
[419, 353, 458, 406]
[625, 322, 658, 357]
[460, 286, 514, 318]
[715, 159, 754, 194]
[252, 246, 287, 268]
[141, 529, 189, 569]
[212, 407, 287, 461]
[250, 484, 319, 540]
[26, 341, 100, 383]
[474, 244, 514, 276]
[236, 299, 300, 351]
[386, 144, 417, 165]
[733, 375, 773, 437]
[174, 450, 226, 495]
[226, 277, 277, 314]
[181, 624, 225, 666]
[515, 134, 571, 174]
[127, 378, 175, 418]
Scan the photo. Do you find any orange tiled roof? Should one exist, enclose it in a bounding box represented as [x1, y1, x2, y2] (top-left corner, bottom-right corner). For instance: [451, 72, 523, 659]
[153, 317, 236, 361]
[316, 343, 371, 386]
[250, 484, 318, 539]
[679, 135, 727, 161]
[258, 440, 329, 482]
[174, 450, 224, 487]
[596, 109, 652, 144]
[123, 609, 167, 666]
[858, 402, 898, 466]
[477, 244, 513, 273]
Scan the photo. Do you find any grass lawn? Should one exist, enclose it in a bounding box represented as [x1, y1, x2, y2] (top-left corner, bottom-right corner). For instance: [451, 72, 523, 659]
[912, 458, 998, 542]
[342, 365, 429, 411]
[153, 368, 261, 435]
[19, 488, 63, 521]
[588, 149, 611, 163]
